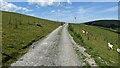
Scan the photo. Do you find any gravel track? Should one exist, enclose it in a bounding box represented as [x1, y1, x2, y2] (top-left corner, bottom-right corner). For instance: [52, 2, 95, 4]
[11, 24, 82, 66]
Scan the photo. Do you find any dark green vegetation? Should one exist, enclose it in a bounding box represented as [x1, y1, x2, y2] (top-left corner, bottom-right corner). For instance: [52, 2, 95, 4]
[2, 11, 62, 66]
[68, 23, 119, 66]
[84, 20, 120, 34]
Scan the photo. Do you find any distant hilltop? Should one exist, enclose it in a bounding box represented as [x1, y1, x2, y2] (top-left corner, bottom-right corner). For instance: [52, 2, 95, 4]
[84, 20, 120, 29]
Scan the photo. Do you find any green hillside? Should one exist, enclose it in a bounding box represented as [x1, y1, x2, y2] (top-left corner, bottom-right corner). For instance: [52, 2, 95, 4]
[84, 20, 119, 28]
[68, 23, 119, 66]
[1, 11, 62, 66]
[84, 20, 120, 34]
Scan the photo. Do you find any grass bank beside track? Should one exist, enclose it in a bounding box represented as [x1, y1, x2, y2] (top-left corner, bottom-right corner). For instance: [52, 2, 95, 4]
[68, 23, 119, 66]
[2, 11, 63, 66]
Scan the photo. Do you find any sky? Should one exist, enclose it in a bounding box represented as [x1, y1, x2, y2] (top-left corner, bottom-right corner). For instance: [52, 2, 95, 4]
[0, 1, 118, 23]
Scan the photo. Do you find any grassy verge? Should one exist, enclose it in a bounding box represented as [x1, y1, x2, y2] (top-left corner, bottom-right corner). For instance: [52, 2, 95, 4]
[2, 11, 62, 67]
[75, 47, 90, 66]
[68, 25, 90, 66]
[68, 23, 119, 66]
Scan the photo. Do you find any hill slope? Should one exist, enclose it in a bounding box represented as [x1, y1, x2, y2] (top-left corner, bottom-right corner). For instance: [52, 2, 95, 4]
[84, 20, 120, 33]
[68, 23, 119, 66]
[84, 20, 119, 28]
[2, 11, 62, 66]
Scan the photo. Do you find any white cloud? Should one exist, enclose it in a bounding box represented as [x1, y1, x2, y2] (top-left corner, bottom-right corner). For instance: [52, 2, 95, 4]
[104, 6, 118, 12]
[1, 0, 119, 2]
[51, 9, 61, 13]
[0, 1, 32, 12]
[67, 0, 72, 4]
[77, 6, 101, 19]
[51, 10, 55, 12]
[78, 7, 86, 14]
[28, 0, 72, 7]
[28, 0, 56, 7]
[28, 13, 36, 17]
[77, 7, 90, 17]
[65, 6, 73, 9]
[72, 0, 119, 2]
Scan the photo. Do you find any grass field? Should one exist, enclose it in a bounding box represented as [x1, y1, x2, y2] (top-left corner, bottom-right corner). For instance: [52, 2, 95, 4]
[68, 23, 119, 66]
[2, 11, 62, 66]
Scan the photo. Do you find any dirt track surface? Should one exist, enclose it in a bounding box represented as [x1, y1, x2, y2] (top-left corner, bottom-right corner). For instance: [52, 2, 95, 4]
[11, 24, 82, 66]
